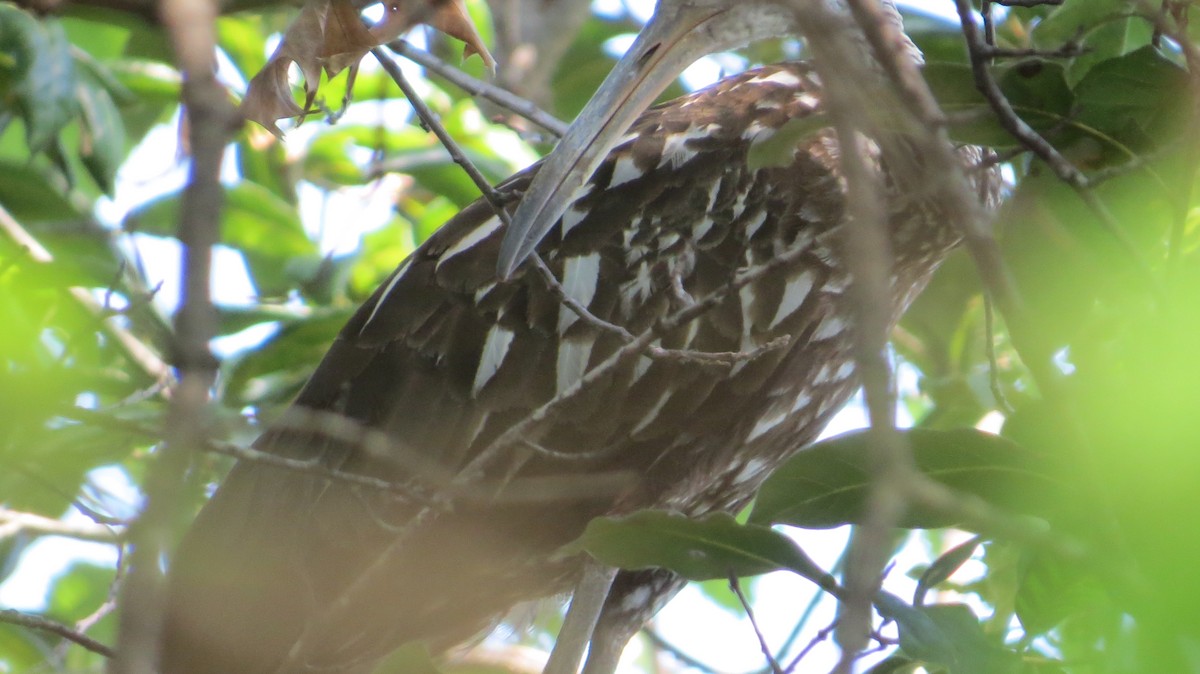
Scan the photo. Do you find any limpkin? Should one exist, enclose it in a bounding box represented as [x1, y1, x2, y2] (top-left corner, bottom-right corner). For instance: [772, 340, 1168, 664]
[162, 0, 999, 672]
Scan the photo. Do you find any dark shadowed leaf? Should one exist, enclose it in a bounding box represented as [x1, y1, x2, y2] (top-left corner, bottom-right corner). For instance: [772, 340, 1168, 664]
[0, 8, 78, 151]
[878, 594, 1019, 674]
[915, 535, 984, 606]
[749, 428, 1059, 530]
[568, 510, 837, 586]
[1072, 46, 1189, 146]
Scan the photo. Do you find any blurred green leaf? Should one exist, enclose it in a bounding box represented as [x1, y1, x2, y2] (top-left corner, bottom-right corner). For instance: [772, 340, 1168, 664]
[749, 428, 1059, 530]
[1071, 46, 1189, 151]
[128, 181, 317, 295]
[0, 8, 78, 152]
[915, 536, 984, 606]
[568, 511, 837, 586]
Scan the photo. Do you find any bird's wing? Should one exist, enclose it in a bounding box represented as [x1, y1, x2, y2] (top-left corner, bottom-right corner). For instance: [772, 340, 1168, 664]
[163, 62, 862, 674]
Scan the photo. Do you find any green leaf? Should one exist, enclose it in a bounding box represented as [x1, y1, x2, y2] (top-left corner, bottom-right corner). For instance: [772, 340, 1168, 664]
[1071, 46, 1189, 145]
[127, 181, 317, 295]
[0, 9, 78, 151]
[923, 61, 1075, 148]
[878, 595, 1019, 674]
[1014, 550, 1112, 636]
[749, 428, 1059, 530]
[76, 74, 126, 193]
[914, 535, 983, 606]
[223, 308, 354, 407]
[747, 114, 829, 170]
[568, 510, 837, 586]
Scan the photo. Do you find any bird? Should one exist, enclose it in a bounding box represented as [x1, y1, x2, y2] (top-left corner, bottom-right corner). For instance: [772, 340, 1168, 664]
[160, 0, 1000, 672]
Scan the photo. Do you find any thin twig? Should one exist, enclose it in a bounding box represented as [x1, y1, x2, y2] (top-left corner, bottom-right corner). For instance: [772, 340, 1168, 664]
[543, 562, 618, 674]
[642, 626, 725, 674]
[729, 574, 783, 674]
[387, 39, 568, 137]
[1, 608, 116, 658]
[782, 619, 837, 674]
[0, 204, 172, 387]
[111, 1, 235, 670]
[372, 47, 513, 215]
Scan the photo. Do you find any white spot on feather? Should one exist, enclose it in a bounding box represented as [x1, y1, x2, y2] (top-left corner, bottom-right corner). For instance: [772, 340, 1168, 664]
[361, 258, 412, 333]
[557, 253, 601, 332]
[813, 315, 846, 340]
[749, 70, 802, 87]
[630, 353, 653, 384]
[657, 232, 680, 251]
[556, 338, 594, 396]
[610, 155, 642, 187]
[743, 210, 768, 240]
[738, 284, 758, 349]
[659, 132, 697, 169]
[733, 458, 770, 485]
[473, 325, 514, 396]
[813, 364, 834, 385]
[437, 217, 501, 270]
[474, 281, 496, 305]
[704, 178, 721, 212]
[560, 206, 587, 238]
[632, 389, 672, 435]
[620, 586, 653, 612]
[769, 270, 815, 329]
[747, 408, 788, 442]
[795, 91, 820, 109]
[742, 121, 770, 142]
[836, 361, 855, 380]
[791, 391, 813, 413]
[621, 262, 654, 311]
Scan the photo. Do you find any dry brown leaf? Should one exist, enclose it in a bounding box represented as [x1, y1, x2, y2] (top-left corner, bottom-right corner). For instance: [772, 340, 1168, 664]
[241, 0, 495, 139]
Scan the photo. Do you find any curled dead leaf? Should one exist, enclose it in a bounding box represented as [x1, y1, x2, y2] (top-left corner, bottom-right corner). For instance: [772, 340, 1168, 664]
[241, 0, 494, 138]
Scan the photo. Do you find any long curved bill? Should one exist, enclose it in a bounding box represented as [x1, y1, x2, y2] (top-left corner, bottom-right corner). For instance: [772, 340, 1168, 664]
[497, 3, 746, 278]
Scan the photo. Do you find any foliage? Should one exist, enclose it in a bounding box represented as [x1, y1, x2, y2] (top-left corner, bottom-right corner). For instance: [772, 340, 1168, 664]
[0, 0, 1199, 672]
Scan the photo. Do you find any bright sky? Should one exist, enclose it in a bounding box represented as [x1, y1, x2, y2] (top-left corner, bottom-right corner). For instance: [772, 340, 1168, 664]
[1, 2, 993, 672]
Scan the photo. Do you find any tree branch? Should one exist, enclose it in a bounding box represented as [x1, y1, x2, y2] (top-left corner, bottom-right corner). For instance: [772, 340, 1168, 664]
[0, 508, 123, 544]
[110, 0, 237, 670]
[0, 609, 116, 658]
[387, 40, 568, 137]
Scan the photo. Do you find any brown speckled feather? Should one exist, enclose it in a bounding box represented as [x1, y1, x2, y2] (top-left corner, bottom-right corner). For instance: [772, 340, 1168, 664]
[162, 62, 999, 674]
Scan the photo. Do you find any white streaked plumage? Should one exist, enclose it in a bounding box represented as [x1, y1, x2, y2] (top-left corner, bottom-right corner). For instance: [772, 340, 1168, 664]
[472, 324, 515, 396]
[557, 253, 602, 333]
[556, 338, 595, 396]
[769, 270, 815, 329]
[437, 216, 502, 270]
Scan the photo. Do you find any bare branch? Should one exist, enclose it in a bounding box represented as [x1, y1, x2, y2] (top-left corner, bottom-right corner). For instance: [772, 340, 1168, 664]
[0, 608, 116, 659]
[372, 46, 514, 215]
[388, 39, 568, 137]
[0, 508, 123, 544]
[730, 574, 783, 674]
[110, 0, 237, 670]
[543, 562, 618, 674]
